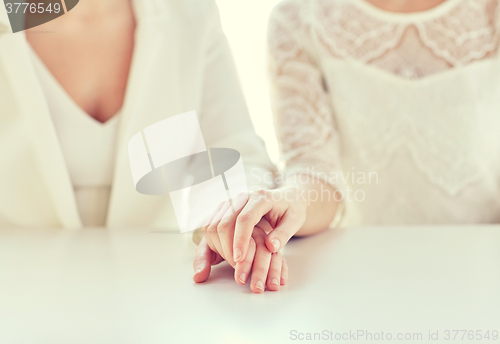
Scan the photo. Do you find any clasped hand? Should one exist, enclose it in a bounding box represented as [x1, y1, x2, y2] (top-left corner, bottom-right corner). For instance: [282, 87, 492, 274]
[193, 187, 307, 293]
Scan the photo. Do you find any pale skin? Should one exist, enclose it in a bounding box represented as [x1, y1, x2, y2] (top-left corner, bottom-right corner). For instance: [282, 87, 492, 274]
[26, 0, 286, 291]
[194, 0, 452, 292]
[365, 0, 448, 13]
[194, 179, 341, 293]
[26, 0, 135, 123]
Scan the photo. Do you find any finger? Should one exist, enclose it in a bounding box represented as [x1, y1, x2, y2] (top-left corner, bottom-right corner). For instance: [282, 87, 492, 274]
[206, 226, 224, 262]
[206, 202, 231, 262]
[208, 233, 225, 265]
[212, 252, 225, 266]
[233, 190, 273, 264]
[250, 232, 272, 294]
[231, 191, 249, 213]
[203, 233, 217, 254]
[201, 200, 225, 254]
[256, 217, 273, 234]
[265, 210, 302, 253]
[193, 238, 222, 283]
[234, 237, 256, 285]
[281, 257, 288, 285]
[201, 199, 225, 230]
[211, 199, 233, 225]
[266, 252, 282, 291]
[217, 205, 238, 266]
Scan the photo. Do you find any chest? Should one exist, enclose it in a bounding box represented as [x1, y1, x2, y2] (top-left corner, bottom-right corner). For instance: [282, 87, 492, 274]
[26, 17, 135, 123]
[365, 0, 448, 13]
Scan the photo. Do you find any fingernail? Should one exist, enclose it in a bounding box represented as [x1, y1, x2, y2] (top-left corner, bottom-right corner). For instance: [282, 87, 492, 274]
[195, 267, 202, 274]
[233, 248, 242, 261]
[271, 239, 280, 252]
[255, 280, 264, 291]
[281, 277, 286, 285]
[271, 278, 279, 286]
[239, 273, 247, 283]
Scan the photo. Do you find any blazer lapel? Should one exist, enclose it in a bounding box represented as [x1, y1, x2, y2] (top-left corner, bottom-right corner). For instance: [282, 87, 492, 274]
[106, 0, 183, 227]
[0, 3, 9, 32]
[0, 33, 82, 228]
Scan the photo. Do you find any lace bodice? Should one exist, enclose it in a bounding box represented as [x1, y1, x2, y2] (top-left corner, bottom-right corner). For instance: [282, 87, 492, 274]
[272, 0, 500, 79]
[268, 0, 500, 225]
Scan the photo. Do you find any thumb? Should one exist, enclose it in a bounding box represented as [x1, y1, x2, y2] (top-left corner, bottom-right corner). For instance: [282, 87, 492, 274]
[265, 212, 302, 253]
[193, 237, 223, 283]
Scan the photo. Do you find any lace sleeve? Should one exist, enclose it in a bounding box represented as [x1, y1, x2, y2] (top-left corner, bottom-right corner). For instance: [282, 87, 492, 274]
[268, 1, 343, 191]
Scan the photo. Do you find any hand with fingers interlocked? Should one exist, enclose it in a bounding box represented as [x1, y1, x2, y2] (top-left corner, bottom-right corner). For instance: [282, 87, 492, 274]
[193, 221, 289, 293]
[192, 180, 340, 293]
[192, 186, 309, 293]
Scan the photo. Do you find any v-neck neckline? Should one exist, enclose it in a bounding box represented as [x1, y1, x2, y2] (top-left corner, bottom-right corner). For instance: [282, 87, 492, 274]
[26, 35, 133, 127]
[0, 0, 175, 228]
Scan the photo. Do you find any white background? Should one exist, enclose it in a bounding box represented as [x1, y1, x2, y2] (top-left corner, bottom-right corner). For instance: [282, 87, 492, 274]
[216, 0, 283, 164]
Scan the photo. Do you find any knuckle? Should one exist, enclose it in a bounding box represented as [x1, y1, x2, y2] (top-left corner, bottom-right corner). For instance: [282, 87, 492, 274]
[236, 212, 252, 225]
[217, 219, 232, 234]
[243, 255, 254, 266]
[234, 241, 249, 253]
[237, 191, 249, 201]
[239, 261, 252, 271]
[254, 189, 270, 202]
[269, 267, 281, 277]
[256, 245, 271, 263]
[207, 222, 218, 234]
[243, 239, 256, 254]
[193, 256, 206, 265]
[252, 266, 268, 276]
[254, 236, 268, 248]
[233, 237, 246, 247]
[255, 188, 267, 197]
[216, 224, 225, 234]
[273, 228, 288, 241]
[248, 237, 256, 249]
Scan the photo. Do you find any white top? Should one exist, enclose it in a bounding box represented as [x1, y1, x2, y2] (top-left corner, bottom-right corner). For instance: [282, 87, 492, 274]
[269, 0, 500, 225]
[29, 47, 120, 227]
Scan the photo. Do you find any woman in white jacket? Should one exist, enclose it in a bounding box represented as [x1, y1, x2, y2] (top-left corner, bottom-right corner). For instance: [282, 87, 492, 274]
[0, 0, 291, 292]
[0, 0, 276, 228]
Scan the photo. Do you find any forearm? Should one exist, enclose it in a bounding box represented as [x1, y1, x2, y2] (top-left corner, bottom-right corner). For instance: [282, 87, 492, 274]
[281, 177, 341, 237]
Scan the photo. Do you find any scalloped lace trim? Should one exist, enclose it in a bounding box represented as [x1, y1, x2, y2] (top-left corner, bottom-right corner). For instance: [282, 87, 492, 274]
[312, 0, 500, 79]
[268, 0, 499, 196]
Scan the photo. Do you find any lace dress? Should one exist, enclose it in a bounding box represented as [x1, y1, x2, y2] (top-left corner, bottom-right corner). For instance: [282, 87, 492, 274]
[268, 0, 500, 226]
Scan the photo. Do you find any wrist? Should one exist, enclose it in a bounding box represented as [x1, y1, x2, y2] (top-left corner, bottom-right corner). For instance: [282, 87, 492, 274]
[274, 185, 308, 210]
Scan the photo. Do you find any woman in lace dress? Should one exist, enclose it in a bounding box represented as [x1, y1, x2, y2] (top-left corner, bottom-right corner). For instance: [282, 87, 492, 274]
[264, 0, 500, 228]
[201, 0, 500, 280]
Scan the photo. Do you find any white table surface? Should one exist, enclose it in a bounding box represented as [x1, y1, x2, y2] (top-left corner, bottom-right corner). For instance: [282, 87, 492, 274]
[0, 225, 499, 344]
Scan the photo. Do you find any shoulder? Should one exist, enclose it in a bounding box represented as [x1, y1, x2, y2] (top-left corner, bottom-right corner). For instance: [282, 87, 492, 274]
[269, 0, 307, 29]
[161, 0, 218, 18]
[269, 0, 348, 27]
[149, 0, 222, 40]
[268, 0, 318, 44]
[149, 0, 219, 29]
[268, 0, 341, 31]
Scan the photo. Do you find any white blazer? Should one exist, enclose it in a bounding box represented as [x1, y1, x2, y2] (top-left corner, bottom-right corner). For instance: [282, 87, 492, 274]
[0, 0, 274, 229]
